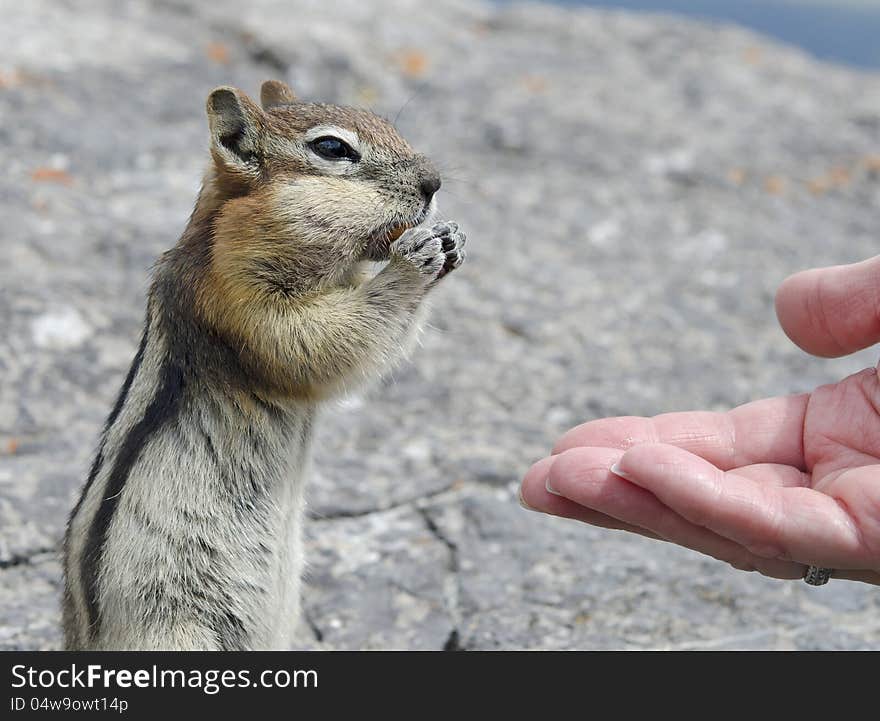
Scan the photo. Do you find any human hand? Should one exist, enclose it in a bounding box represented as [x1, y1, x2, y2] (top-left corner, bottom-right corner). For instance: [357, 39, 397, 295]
[520, 256, 880, 584]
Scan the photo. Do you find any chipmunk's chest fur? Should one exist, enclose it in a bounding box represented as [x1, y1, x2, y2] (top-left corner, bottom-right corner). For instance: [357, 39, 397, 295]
[63, 299, 315, 650]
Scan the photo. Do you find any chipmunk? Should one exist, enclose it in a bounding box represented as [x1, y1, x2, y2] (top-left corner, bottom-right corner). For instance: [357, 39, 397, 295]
[61, 80, 466, 650]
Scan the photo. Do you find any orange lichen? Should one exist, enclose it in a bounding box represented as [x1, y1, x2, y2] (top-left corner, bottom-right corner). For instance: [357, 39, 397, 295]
[520, 75, 547, 94]
[764, 176, 786, 195]
[743, 47, 763, 65]
[862, 155, 880, 173]
[395, 49, 428, 78]
[31, 167, 73, 185]
[727, 168, 746, 186]
[206, 42, 231, 65]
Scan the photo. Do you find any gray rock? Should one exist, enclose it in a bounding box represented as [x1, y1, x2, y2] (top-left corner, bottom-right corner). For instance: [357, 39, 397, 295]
[0, 554, 63, 651]
[303, 507, 455, 650]
[2, 0, 879, 649]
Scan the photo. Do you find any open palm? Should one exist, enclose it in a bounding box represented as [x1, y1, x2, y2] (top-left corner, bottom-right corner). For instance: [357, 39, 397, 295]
[521, 257, 880, 584]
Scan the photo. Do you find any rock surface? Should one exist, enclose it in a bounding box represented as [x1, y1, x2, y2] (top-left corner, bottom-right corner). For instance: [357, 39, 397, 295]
[2, 0, 880, 650]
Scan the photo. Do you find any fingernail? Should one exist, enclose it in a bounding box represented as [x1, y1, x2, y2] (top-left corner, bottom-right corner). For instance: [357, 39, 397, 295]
[545, 476, 563, 497]
[518, 488, 537, 511]
[609, 462, 633, 481]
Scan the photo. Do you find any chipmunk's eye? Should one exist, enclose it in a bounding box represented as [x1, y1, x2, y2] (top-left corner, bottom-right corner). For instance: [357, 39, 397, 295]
[308, 136, 360, 162]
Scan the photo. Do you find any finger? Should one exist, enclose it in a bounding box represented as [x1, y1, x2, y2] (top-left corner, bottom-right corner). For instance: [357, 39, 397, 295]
[544, 447, 803, 579]
[615, 443, 868, 569]
[727, 463, 810, 488]
[832, 570, 880, 585]
[520, 456, 662, 538]
[553, 394, 809, 471]
[775, 255, 880, 358]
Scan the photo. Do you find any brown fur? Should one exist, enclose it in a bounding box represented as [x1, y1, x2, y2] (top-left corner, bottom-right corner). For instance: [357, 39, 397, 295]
[186, 82, 444, 400]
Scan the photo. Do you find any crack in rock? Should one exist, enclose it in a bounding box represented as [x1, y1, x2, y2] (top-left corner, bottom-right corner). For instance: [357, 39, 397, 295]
[418, 507, 465, 651]
[147, 0, 290, 73]
[237, 34, 289, 74]
[302, 607, 325, 643]
[0, 547, 58, 570]
[309, 482, 459, 522]
[442, 628, 463, 652]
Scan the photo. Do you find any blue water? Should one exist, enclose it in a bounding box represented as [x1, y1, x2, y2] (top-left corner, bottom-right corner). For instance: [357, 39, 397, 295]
[540, 1, 880, 69]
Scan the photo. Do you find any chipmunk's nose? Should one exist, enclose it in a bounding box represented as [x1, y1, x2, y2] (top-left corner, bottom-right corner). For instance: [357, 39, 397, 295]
[414, 155, 442, 202]
[420, 173, 442, 201]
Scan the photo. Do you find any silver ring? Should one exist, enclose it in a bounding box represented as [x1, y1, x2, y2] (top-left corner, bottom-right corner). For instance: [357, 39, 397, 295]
[803, 566, 833, 586]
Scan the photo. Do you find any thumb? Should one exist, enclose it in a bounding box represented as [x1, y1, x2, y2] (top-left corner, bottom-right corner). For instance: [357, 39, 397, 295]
[775, 255, 880, 358]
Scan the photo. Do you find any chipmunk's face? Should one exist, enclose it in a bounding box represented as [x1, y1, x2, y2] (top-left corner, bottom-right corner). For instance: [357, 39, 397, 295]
[206, 81, 441, 269]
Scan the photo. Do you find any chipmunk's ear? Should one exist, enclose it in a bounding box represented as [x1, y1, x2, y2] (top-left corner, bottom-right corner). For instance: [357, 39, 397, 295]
[260, 79, 297, 110]
[206, 86, 264, 172]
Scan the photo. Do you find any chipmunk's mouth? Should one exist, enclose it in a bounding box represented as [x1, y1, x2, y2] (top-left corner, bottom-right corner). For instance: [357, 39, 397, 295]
[362, 198, 437, 261]
[363, 215, 427, 261]
[362, 223, 410, 261]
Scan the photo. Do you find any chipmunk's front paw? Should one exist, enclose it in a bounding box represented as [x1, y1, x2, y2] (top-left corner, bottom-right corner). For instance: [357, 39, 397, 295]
[392, 221, 466, 283]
